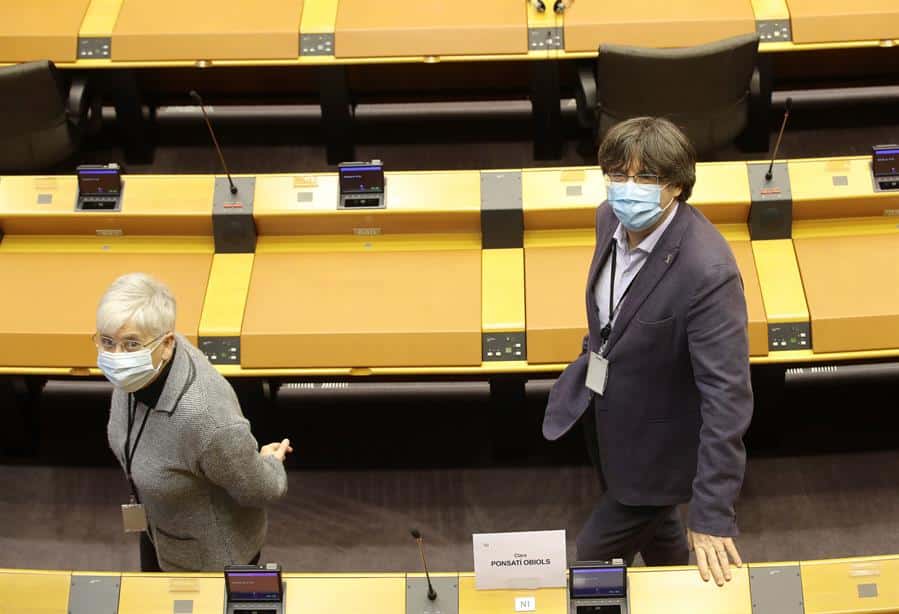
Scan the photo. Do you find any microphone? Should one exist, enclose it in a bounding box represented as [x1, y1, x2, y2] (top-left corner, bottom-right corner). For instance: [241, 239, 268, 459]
[410, 529, 437, 601]
[190, 89, 238, 195]
[765, 97, 793, 181]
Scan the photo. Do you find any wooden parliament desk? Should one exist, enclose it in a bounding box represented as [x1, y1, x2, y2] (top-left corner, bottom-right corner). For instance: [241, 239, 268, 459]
[334, 0, 528, 59]
[0, 0, 92, 63]
[112, 0, 305, 62]
[1, 158, 898, 376]
[241, 171, 484, 369]
[0, 175, 214, 369]
[3, 556, 899, 614]
[785, 0, 899, 45]
[563, 0, 757, 52]
[789, 158, 899, 355]
[3, 0, 899, 68]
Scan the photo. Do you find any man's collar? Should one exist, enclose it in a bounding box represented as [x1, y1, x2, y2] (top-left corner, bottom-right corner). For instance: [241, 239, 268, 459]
[612, 202, 680, 254]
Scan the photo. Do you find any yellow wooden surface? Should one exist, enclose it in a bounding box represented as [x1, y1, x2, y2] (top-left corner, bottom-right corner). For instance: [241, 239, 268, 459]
[300, 0, 339, 34]
[751, 0, 791, 20]
[786, 0, 899, 44]
[198, 253, 255, 337]
[0, 0, 92, 62]
[524, 240, 592, 364]
[751, 240, 810, 324]
[284, 575, 406, 614]
[119, 573, 224, 614]
[522, 168, 604, 231]
[730, 240, 769, 356]
[79, 0, 125, 37]
[335, 0, 527, 58]
[789, 157, 899, 220]
[0, 241, 212, 368]
[629, 566, 753, 614]
[794, 233, 899, 353]
[794, 217, 899, 239]
[801, 555, 899, 614]
[241, 245, 482, 368]
[112, 0, 305, 61]
[0, 175, 213, 236]
[254, 171, 481, 235]
[458, 574, 567, 614]
[0, 569, 71, 614]
[483, 249, 526, 333]
[563, 0, 757, 51]
[690, 162, 752, 224]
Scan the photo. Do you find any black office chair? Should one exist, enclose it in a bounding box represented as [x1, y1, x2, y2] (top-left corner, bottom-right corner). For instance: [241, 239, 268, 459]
[574, 33, 770, 157]
[0, 60, 99, 172]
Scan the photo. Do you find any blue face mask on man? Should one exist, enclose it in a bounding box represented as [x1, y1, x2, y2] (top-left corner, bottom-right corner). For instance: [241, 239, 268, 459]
[607, 181, 676, 232]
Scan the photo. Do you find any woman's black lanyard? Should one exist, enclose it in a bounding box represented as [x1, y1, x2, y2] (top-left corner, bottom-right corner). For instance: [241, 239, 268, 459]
[599, 245, 636, 350]
[124, 393, 151, 504]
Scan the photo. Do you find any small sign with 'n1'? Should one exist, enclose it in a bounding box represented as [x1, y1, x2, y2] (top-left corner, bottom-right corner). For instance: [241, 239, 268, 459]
[514, 596, 536, 612]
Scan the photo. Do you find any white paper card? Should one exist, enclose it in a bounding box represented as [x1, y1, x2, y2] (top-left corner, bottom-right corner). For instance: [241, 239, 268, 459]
[515, 596, 536, 612]
[585, 352, 609, 395]
[472, 530, 567, 590]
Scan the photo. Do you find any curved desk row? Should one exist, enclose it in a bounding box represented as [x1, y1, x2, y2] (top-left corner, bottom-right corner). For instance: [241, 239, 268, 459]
[1, 0, 898, 67]
[2, 554, 898, 614]
[0, 156, 898, 377]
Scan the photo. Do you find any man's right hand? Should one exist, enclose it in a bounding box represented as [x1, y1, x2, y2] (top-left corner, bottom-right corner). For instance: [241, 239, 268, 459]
[260, 438, 293, 462]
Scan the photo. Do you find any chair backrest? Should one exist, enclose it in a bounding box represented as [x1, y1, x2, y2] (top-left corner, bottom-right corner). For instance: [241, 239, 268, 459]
[596, 33, 760, 154]
[0, 60, 75, 172]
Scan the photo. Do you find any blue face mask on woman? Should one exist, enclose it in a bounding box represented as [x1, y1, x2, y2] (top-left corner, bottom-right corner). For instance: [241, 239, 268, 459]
[607, 181, 676, 232]
[97, 337, 167, 393]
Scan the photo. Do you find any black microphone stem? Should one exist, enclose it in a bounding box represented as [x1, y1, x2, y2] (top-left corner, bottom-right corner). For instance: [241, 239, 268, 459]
[415, 537, 437, 600]
[191, 91, 238, 195]
[766, 97, 793, 181]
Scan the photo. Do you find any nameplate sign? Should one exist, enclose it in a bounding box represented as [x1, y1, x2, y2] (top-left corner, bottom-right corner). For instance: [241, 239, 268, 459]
[472, 530, 566, 590]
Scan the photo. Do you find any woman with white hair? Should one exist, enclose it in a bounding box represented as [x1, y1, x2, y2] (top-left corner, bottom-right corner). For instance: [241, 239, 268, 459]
[94, 272, 292, 571]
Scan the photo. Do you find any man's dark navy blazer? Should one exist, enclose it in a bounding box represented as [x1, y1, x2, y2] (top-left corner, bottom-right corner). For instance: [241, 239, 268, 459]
[543, 201, 753, 537]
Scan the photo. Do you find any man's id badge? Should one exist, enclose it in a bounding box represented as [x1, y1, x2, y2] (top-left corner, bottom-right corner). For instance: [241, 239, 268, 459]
[586, 352, 609, 396]
[121, 500, 147, 533]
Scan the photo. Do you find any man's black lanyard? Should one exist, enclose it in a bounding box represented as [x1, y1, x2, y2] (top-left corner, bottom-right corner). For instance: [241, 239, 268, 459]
[124, 394, 151, 504]
[599, 244, 637, 348]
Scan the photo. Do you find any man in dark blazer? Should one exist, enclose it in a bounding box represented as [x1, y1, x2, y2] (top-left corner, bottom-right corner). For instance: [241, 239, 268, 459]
[543, 117, 753, 586]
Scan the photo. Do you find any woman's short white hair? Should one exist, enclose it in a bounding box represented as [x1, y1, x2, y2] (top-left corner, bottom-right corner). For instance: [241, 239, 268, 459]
[96, 273, 176, 338]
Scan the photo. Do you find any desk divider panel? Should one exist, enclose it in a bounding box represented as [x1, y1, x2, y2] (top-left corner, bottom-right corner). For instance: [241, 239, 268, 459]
[748, 563, 805, 614]
[70, 573, 121, 614]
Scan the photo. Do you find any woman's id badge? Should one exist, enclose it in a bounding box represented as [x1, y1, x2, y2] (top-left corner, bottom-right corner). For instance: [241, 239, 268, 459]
[121, 500, 147, 533]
